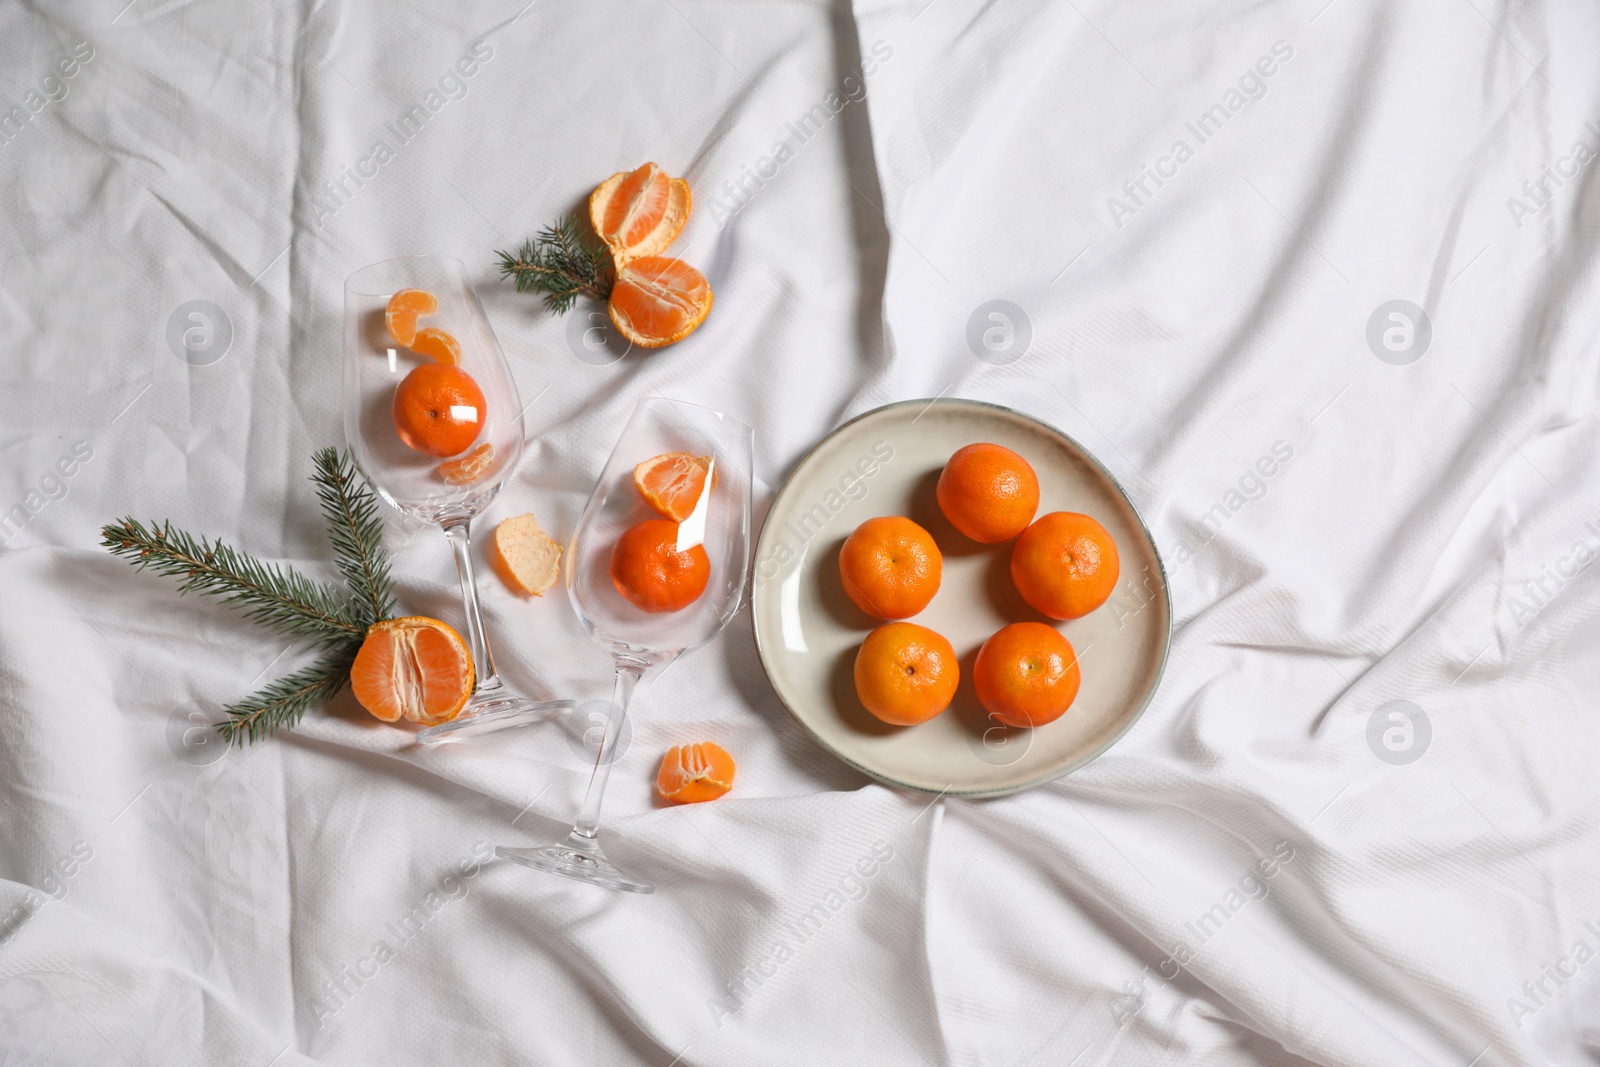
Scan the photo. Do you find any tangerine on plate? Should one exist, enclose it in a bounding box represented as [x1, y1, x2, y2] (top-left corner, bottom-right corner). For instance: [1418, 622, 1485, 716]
[1011, 511, 1119, 620]
[589, 162, 692, 263]
[610, 518, 711, 613]
[936, 442, 1040, 543]
[385, 288, 437, 347]
[608, 256, 713, 348]
[853, 622, 960, 726]
[634, 452, 712, 522]
[838, 516, 941, 620]
[349, 616, 474, 726]
[410, 326, 461, 365]
[392, 363, 486, 458]
[973, 622, 1081, 728]
[657, 741, 736, 804]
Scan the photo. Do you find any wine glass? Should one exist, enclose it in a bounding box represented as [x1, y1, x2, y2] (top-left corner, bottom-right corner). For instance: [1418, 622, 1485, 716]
[497, 398, 754, 893]
[343, 255, 574, 741]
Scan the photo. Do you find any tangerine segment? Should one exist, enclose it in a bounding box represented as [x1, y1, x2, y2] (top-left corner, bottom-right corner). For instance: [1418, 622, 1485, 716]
[634, 452, 712, 522]
[393, 363, 486, 458]
[1011, 512, 1119, 620]
[838, 516, 942, 620]
[437, 443, 494, 485]
[936, 443, 1040, 543]
[610, 518, 710, 613]
[410, 327, 462, 365]
[590, 163, 692, 262]
[386, 288, 438, 347]
[973, 622, 1081, 729]
[487, 513, 562, 597]
[657, 741, 736, 804]
[608, 256, 713, 348]
[854, 623, 959, 726]
[350, 616, 475, 726]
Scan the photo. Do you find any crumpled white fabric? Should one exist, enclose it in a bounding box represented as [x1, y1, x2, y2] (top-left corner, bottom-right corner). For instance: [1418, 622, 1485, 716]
[2, 0, 1598, 1063]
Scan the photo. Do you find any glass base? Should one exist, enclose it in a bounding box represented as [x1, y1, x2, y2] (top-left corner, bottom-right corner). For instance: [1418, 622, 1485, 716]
[497, 833, 654, 894]
[416, 695, 575, 744]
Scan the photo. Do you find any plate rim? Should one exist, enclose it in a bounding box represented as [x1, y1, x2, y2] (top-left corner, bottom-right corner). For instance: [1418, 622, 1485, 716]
[751, 397, 1173, 799]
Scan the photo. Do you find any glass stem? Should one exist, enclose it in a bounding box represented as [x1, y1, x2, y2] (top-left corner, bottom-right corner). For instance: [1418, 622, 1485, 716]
[441, 518, 501, 694]
[571, 662, 643, 839]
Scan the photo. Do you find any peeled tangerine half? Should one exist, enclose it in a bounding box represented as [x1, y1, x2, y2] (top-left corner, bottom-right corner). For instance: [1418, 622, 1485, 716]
[350, 616, 475, 726]
[608, 256, 713, 348]
[634, 452, 712, 522]
[657, 742, 735, 804]
[589, 162, 691, 263]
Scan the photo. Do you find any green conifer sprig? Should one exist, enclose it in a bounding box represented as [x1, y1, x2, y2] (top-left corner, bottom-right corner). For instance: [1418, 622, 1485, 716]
[100, 447, 396, 746]
[99, 517, 364, 642]
[496, 214, 613, 314]
[217, 646, 360, 746]
[311, 446, 395, 627]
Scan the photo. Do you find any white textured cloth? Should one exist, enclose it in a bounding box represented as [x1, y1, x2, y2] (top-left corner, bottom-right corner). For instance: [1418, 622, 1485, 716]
[2, 0, 1598, 1064]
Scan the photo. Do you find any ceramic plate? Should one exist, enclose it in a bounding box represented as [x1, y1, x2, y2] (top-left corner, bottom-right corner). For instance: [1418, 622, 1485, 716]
[750, 399, 1170, 797]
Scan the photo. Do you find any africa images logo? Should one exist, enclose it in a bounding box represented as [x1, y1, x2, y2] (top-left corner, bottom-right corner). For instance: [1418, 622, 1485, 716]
[1105, 41, 1294, 229]
[309, 40, 494, 228]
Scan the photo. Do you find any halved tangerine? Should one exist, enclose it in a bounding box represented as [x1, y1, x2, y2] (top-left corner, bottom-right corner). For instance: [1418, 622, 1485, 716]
[410, 327, 461, 365]
[634, 452, 712, 522]
[349, 616, 474, 726]
[589, 162, 691, 263]
[608, 256, 712, 348]
[657, 741, 736, 804]
[386, 288, 437, 347]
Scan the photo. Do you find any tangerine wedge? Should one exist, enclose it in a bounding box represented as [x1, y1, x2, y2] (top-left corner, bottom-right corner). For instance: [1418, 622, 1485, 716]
[349, 616, 474, 726]
[437, 442, 494, 485]
[608, 256, 712, 348]
[634, 452, 712, 522]
[410, 327, 461, 365]
[657, 742, 736, 804]
[386, 288, 437, 347]
[589, 162, 691, 263]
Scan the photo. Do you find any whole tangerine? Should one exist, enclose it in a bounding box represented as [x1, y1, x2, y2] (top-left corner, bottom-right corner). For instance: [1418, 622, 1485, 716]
[838, 516, 942, 620]
[392, 363, 486, 458]
[853, 622, 959, 726]
[936, 443, 1040, 544]
[1011, 512, 1119, 620]
[973, 622, 1081, 728]
[610, 518, 711, 613]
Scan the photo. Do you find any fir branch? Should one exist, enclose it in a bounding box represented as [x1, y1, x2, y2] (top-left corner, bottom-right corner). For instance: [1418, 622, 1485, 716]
[216, 644, 360, 746]
[311, 447, 395, 628]
[496, 215, 613, 314]
[100, 518, 366, 642]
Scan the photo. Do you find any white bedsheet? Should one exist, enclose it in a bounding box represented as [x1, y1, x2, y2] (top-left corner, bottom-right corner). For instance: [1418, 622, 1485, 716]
[3, 0, 1599, 1063]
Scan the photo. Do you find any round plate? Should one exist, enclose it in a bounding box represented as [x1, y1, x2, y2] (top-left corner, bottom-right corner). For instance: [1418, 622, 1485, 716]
[751, 398, 1170, 797]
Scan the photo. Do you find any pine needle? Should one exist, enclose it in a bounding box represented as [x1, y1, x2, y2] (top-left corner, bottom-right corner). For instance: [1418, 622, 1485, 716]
[311, 447, 394, 628]
[496, 215, 613, 314]
[100, 518, 366, 642]
[216, 645, 360, 745]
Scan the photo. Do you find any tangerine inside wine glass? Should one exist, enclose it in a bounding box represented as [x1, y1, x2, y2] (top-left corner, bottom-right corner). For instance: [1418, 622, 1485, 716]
[497, 397, 754, 893]
[343, 255, 574, 741]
